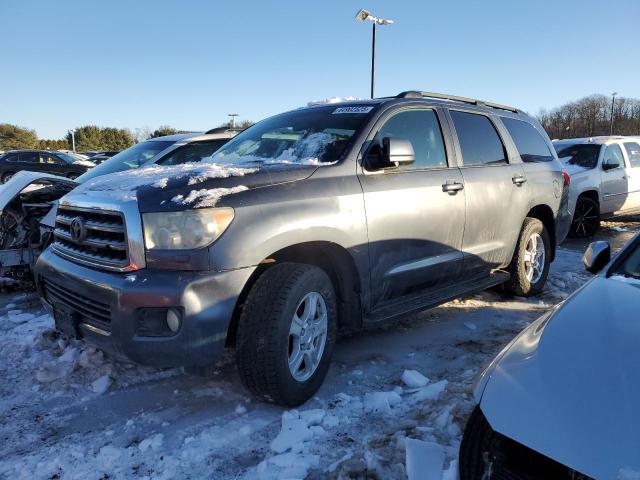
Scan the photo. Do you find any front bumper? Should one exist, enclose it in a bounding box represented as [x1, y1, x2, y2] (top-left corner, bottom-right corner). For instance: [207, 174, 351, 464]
[34, 247, 255, 367]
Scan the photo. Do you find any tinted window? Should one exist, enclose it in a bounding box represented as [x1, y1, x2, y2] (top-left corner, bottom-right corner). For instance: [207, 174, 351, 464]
[450, 111, 507, 166]
[40, 153, 62, 164]
[19, 152, 39, 163]
[502, 118, 554, 163]
[374, 109, 447, 170]
[554, 143, 601, 169]
[604, 144, 625, 168]
[156, 139, 230, 166]
[624, 142, 640, 168]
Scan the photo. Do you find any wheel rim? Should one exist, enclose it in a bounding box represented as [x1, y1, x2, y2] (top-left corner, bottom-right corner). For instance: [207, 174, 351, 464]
[288, 291, 328, 382]
[572, 200, 598, 237]
[524, 232, 545, 284]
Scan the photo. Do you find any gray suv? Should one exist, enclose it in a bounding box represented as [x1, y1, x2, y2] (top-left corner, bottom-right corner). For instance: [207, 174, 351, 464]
[35, 91, 571, 406]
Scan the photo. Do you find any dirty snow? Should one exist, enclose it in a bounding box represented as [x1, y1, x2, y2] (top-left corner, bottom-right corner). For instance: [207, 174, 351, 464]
[0, 239, 627, 479]
[172, 185, 249, 208]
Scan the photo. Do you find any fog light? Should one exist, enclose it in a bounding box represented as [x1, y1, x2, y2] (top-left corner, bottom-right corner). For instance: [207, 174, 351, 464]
[166, 309, 182, 333]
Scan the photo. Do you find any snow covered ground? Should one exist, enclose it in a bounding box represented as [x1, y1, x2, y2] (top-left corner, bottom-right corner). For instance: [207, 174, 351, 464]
[0, 233, 633, 479]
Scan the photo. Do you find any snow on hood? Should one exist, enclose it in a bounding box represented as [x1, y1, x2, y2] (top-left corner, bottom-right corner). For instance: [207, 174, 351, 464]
[72, 163, 257, 202]
[479, 276, 640, 479]
[561, 160, 591, 176]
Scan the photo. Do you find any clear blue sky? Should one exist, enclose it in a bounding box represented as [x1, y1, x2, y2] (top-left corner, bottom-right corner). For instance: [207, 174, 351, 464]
[2, 0, 638, 139]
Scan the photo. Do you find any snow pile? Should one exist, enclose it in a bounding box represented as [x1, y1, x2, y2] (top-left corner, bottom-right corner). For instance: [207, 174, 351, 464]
[172, 185, 248, 208]
[405, 438, 445, 480]
[209, 132, 339, 166]
[307, 96, 363, 106]
[74, 163, 256, 201]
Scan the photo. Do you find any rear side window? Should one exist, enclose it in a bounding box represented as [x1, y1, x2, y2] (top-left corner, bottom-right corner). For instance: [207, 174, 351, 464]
[502, 118, 554, 163]
[18, 152, 39, 163]
[624, 142, 640, 168]
[450, 111, 507, 166]
[374, 109, 447, 170]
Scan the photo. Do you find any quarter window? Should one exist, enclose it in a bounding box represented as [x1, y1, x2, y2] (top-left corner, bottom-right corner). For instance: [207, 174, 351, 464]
[502, 118, 554, 163]
[623, 142, 640, 168]
[450, 111, 507, 166]
[374, 109, 447, 170]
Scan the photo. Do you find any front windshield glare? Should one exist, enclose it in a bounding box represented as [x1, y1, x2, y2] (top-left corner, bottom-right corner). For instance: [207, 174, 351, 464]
[208, 106, 376, 166]
[76, 140, 174, 182]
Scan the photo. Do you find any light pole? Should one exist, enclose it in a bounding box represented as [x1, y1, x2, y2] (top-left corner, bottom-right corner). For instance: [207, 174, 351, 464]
[355, 9, 393, 99]
[609, 92, 617, 135]
[68, 129, 76, 152]
[228, 113, 239, 129]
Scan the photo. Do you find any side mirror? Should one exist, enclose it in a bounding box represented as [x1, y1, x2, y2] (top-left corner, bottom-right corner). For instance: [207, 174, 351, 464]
[366, 137, 415, 170]
[583, 241, 611, 274]
[602, 158, 621, 171]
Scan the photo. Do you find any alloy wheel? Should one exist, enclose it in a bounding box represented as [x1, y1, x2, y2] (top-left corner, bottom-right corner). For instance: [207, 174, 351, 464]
[288, 291, 328, 382]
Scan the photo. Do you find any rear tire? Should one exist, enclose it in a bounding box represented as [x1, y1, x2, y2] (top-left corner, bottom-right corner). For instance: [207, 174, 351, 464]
[459, 406, 496, 480]
[569, 196, 600, 238]
[504, 218, 550, 297]
[236, 262, 337, 406]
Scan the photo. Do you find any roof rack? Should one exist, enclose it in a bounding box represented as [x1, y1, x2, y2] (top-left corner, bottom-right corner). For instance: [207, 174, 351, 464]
[396, 91, 519, 113]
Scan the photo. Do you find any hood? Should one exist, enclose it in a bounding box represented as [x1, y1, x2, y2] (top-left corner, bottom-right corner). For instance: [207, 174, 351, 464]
[479, 276, 640, 479]
[73, 159, 96, 168]
[0, 171, 76, 213]
[561, 160, 592, 176]
[69, 162, 317, 213]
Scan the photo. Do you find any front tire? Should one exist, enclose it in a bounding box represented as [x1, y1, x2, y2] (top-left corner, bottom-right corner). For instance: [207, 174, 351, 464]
[459, 407, 496, 480]
[569, 196, 600, 238]
[236, 262, 337, 406]
[504, 218, 550, 297]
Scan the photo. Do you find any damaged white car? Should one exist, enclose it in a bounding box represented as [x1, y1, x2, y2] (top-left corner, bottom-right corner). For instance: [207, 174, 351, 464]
[460, 236, 640, 479]
[0, 130, 238, 283]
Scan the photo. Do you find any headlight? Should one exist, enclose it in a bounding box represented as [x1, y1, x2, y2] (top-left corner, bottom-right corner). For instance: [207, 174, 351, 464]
[142, 208, 234, 250]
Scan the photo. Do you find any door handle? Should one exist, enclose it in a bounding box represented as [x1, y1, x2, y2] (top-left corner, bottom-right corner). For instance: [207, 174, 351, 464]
[442, 181, 464, 195]
[512, 175, 527, 186]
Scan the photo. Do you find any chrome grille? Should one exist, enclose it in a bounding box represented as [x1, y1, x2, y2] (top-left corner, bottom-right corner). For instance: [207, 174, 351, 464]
[42, 278, 111, 330]
[53, 205, 129, 270]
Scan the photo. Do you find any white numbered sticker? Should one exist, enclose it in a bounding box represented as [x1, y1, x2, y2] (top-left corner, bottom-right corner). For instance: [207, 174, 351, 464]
[332, 106, 374, 114]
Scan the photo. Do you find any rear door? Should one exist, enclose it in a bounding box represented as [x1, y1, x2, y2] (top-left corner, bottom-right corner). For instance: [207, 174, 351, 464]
[16, 151, 41, 173]
[622, 141, 640, 211]
[358, 107, 466, 308]
[600, 143, 630, 214]
[447, 110, 530, 277]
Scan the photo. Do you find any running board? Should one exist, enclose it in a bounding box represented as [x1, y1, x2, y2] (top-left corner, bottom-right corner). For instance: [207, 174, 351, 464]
[364, 270, 510, 324]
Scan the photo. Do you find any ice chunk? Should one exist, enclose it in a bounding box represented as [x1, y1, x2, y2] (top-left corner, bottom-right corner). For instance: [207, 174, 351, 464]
[139, 433, 164, 452]
[256, 452, 320, 479]
[402, 369, 430, 388]
[91, 375, 113, 394]
[412, 380, 448, 402]
[97, 445, 122, 471]
[270, 412, 314, 454]
[364, 391, 402, 414]
[405, 438, 445, 480]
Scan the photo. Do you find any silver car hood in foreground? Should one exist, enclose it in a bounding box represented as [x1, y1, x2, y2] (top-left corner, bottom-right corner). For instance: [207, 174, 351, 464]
[478, 275, 640, 479]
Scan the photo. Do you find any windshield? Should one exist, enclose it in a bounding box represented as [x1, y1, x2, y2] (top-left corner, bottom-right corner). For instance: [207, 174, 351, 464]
[207, 106, 376, 166]
[76, 140, 174, 183]
[155, 139, 230, 166]
[56, 152, 82, 163]
[554, 143, 601, 169]
[612, 240, 640, 280]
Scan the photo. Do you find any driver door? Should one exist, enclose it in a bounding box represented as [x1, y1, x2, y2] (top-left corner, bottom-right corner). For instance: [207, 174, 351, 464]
[600, 144, 630, 214]
[358, 107, 466, 309]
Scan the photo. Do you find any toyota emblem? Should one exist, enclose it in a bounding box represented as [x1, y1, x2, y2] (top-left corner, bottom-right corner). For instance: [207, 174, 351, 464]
[70, 217, 86, 242]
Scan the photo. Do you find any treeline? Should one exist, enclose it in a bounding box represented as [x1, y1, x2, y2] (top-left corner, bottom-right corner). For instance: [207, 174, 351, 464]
[538, 94, 640, 139]
[0, 120, 254, 152]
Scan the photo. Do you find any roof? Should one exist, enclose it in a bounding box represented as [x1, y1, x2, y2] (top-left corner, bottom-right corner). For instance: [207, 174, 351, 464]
[149, 131, 239, 143]
[553, 136, 640, 145]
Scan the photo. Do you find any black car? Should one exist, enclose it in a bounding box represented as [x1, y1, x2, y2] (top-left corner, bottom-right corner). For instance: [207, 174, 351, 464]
[0, 150, 92, 183]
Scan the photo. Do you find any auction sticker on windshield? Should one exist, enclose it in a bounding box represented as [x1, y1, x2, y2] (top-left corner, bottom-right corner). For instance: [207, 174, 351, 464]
[332, 106, 374, 114]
